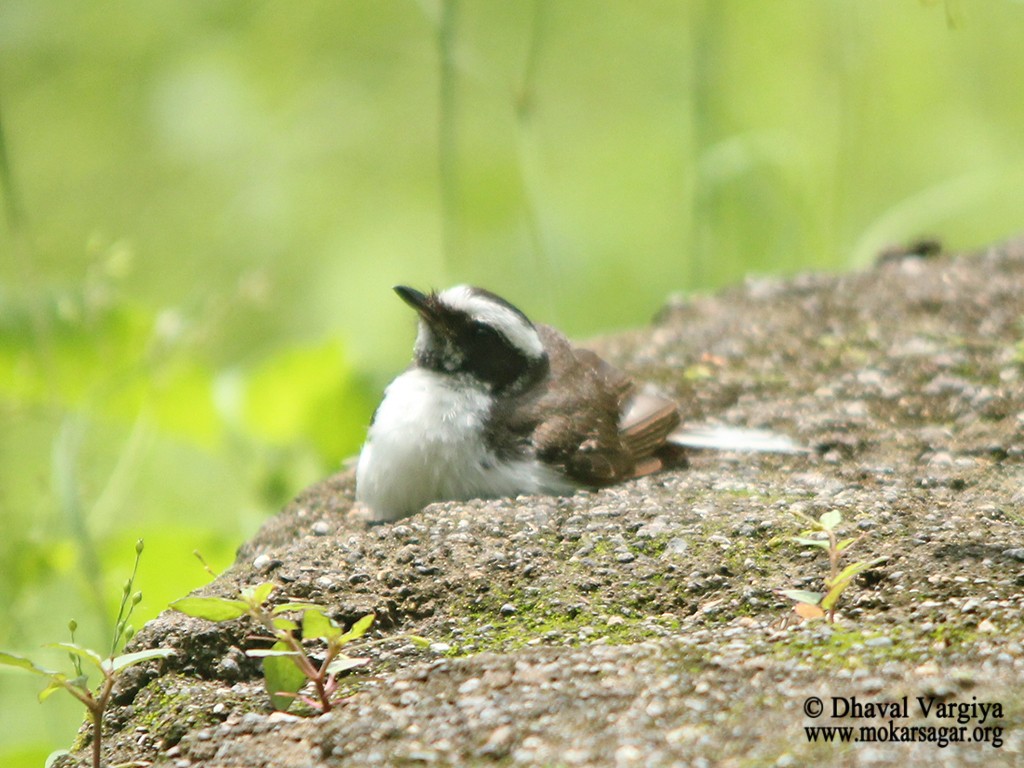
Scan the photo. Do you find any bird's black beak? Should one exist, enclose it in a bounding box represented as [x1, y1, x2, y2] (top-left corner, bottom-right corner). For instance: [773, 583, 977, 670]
[394, 286, 437, 323]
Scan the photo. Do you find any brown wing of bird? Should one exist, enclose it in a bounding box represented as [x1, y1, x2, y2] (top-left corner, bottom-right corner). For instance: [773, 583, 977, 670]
[617, 383, 685, 477]
[518, 325, 682, 486]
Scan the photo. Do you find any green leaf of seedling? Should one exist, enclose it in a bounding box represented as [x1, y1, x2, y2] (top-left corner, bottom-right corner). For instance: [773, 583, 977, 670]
[682, 363, 714, 381]
[778, 589, 824, 606]
[821, 557, 886, 606]
[325, 655, 369, 676]
[272, 602, 324, 615]
[38, 673, 92, 704]
[38, 678, 71, 703]
[261, 641, 307, 712]
[106, 648, 175, 673]
[246, 648, 302, 658]
[836, 537, 860, 553]
[405, 635, 432, 649]
[819, 510, 842, 531]
[46, 643, 105, 672]
[828, 559, 877, 587]
[820, 582, 851, 612]
[352, 614, 375, 634]
[241, 582, 276, 607]
[790, 510, 819, 528]
[834, 562, 871, 583]
[333, 614, 374, 646]
[170, 597, 250, 621]
[302, 609, 340, 641]
[273, 617, 299, 633]
[67, 674, 90, 691]
[791, 536, 830, 550]
[0, 651, 59, 676]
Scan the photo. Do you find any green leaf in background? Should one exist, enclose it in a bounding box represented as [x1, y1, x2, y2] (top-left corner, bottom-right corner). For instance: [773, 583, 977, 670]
[144, 358, 222, 449]
[261, 641, 307, 712]
[0, 299, 221, 449]
[0, 302, 144, 407]
[238, 338, 370, 464]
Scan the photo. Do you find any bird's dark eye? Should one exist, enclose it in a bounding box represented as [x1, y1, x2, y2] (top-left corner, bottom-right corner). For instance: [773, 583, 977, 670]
[457, 318, 542, 392]
[471, 322, 499, 342]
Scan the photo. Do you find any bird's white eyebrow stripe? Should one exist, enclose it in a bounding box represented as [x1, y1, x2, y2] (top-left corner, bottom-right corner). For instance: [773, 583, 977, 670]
[438, 285, 545, 359]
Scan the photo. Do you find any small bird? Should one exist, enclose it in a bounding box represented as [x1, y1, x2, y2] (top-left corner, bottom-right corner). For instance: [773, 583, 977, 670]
[355, 285, 801, 522]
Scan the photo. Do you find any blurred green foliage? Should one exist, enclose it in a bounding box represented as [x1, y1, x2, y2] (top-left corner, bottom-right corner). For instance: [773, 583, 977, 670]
[2, 1, 1024, 763]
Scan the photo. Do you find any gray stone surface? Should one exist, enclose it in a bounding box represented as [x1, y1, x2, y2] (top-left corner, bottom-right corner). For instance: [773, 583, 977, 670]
[63, 239, 1024, 767]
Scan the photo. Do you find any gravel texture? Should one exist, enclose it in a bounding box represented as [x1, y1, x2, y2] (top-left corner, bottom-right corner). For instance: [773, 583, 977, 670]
[59, 239, 1024, 767]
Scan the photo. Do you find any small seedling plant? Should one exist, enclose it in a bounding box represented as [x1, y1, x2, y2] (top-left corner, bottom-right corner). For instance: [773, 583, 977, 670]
[0, 539, 175, 768]
[171, 582, 373, 713]
[778, 510, 885, 623]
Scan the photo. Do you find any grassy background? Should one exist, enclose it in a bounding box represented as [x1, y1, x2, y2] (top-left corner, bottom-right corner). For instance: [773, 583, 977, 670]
[2, 1, 1024, 763]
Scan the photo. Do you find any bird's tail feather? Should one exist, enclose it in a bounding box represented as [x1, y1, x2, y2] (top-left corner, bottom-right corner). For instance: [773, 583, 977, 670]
[668, 424, 808, 454]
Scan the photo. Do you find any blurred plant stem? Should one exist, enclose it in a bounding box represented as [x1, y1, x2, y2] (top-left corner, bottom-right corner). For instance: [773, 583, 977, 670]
[0, 95, 25, 234]
[513, 0, 559, 324]
[437, 0, 461, 276]
[0, 91, 54, 381]
[53, 418, 110, 635]
[3, 93, 111, 635]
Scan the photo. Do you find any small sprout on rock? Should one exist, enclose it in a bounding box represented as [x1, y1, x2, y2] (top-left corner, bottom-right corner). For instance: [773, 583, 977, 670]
[171, 583, 374, 714]
[0, 539, 174, 768]
[193, 548, 219, 578]
[777, 509, 886, 623]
